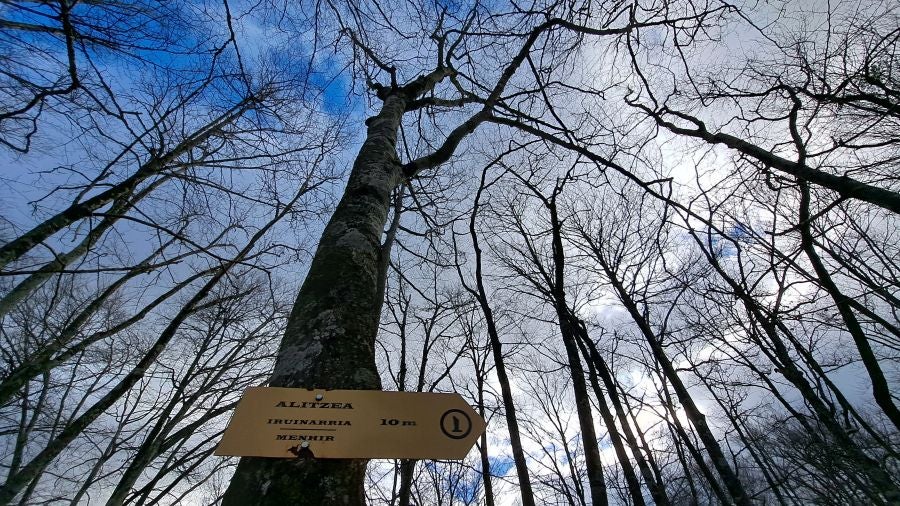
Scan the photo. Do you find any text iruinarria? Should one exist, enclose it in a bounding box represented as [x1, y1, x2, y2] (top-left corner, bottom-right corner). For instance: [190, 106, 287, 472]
[267, 419, 350, 426]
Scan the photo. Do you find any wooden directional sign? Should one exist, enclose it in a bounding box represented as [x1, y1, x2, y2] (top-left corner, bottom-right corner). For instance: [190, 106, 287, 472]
[215, 387, 486, 459]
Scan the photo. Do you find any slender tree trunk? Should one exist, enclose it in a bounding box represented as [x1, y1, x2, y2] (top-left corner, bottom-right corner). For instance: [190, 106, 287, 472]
[656, 377, 731, 506]
[396, 460, 415, 506]
[618, 380, 669, 503]
[106, 394, 237, 506]
[797, 181, 900, 432]
[465, 169, 536, 506]
[575, 333, 645, 506]
[546, 204, 607, 506]
[581, 334, 669, 506]
[685, 225, 900, 501]
[0, 266, 214, 406]
[594, 255, 751, 506]
[556, 314, 608, 506]
[701, 374, 793, 506]
[0, 191, 133, 318]
[69, 427, 123, 506]
[476, 380, 496, 506]
[471, 259, 537, 506]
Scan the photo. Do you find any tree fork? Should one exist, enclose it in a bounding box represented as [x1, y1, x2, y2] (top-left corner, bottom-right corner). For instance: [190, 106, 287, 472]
[221, 17, 574, 504]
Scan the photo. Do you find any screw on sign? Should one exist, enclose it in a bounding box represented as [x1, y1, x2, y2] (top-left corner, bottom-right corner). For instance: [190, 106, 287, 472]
[215, 387, 487, 460]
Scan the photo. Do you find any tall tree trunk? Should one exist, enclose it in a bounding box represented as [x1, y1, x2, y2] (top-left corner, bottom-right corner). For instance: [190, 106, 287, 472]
[546, 203, 607, 506]
[476, 379, 496, 506]
[470, 252, 537, 506]
[464, 168, 537, 506]
[575, 333, 646, 506]
[220, 94, 408, 505]
[797, 181, 900, 432]
[656, 376, 731, 506]
[580, 333, 669, 506]
[617, 376, 670, 503]
[593, 254, 752, 506]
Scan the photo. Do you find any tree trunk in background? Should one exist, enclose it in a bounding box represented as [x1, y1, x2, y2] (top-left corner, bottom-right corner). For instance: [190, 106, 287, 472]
[797, 181, 900, 434]
[597, 256, 751, 506]
[581, 335, 669, 506]
[575, 333, 645, 506]
[547, 203, 607, 506]
[468, 171, 537, 506]
[476, 384, 496, 506]
[396, 459, 415, 506]
[221, 95, 408, 506]
[685, 224, 900, 503]
[471, 263, 537, 506]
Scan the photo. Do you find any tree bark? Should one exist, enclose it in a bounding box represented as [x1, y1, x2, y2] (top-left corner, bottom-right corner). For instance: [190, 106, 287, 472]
[220, 94, 409, 506]
[396, 459, 415, 506]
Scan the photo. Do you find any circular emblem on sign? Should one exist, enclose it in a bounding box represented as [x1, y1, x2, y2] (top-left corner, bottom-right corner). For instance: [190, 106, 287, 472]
[440, 409, 472, 439]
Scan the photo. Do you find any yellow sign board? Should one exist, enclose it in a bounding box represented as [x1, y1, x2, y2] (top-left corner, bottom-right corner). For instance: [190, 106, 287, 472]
[215, 387, 486, 459]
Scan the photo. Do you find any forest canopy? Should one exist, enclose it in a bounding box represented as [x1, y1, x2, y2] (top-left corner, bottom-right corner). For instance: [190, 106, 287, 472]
[0, 0, 898, 504]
